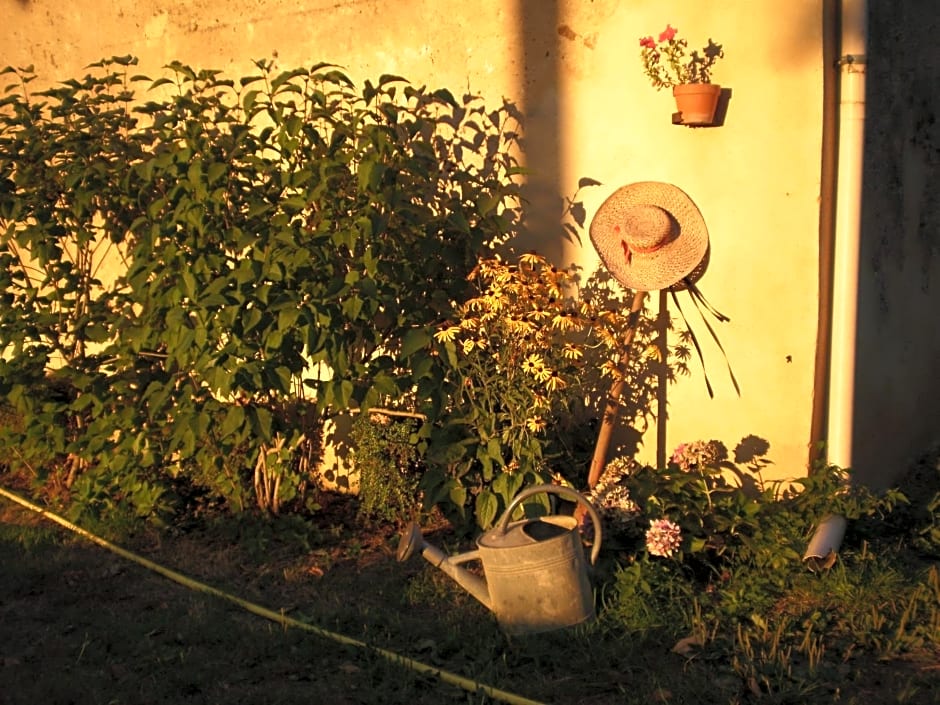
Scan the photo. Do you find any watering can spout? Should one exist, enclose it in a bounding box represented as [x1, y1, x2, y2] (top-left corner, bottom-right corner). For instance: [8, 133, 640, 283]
[397, 522, 492, 610]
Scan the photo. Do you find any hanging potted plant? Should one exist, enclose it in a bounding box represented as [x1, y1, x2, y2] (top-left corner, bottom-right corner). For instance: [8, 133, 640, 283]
[639, 25, 725, 125]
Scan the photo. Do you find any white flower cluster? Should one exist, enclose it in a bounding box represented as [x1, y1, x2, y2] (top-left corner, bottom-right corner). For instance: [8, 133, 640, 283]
[645, 518, 682, 558]
[589, 457, 641, 530]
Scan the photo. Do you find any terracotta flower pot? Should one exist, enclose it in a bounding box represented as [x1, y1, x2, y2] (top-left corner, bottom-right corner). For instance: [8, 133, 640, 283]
[672, 83, 721, 125]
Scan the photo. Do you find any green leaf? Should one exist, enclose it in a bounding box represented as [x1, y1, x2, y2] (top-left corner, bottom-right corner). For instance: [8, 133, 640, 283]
[342, 295, 364, 320]
[485, 437, 503, 465]
[476, 490, 499, 529]
[333, 379, 354, 410]
[178, 425, 197, 458]
[265, 328, 283, 351]
[492, 471, 524, 505]
[577, 176, 602, 189]
[181, 270, 196, 299]
[444, 341, 458, 369]
[207, 162, 227, 184]
[277, 307, 301, 330]
[372, 371, 399, 397]
[359, 276, 377, 298]
[273, 365, 293, 393]
[248, 404, 274, 442]
[411, 354, 434, 381]
[477, 194, 500, 216]
[83, 322, 110, 343]
[448, 483, 467, 509]
[187, 158, 203, 185]
[243, 307, 262, 332]
[401, 328, 430, 357]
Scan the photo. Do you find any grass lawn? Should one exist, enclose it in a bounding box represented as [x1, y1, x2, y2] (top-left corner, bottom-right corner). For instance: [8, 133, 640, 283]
[2, 472, 939, 705]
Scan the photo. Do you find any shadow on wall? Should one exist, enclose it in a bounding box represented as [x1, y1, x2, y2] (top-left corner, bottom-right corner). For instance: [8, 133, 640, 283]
[515, 0, 651, 466]
[515, 0, 572, 267]
[853, 1, 940, 489]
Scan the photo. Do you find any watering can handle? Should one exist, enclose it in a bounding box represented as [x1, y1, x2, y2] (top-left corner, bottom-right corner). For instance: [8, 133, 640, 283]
[496, 484, 603, 565]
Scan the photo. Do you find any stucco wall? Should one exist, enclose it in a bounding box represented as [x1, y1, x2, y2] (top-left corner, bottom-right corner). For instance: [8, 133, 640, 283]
[5, 0, 829, 482]
[853, 2, 940, 489]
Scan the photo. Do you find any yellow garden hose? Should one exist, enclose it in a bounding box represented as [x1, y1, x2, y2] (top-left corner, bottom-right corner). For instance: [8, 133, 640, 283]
[0, 485, 547, 705]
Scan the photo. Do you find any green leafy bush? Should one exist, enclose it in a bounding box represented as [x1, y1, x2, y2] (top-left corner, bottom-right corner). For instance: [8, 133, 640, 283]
[592, 441, 940, 699]
[594, 440, 908, 622]
[0, 56, 524, 523]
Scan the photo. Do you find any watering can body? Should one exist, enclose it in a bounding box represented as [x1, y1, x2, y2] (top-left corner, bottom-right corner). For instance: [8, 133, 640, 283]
[398, 484, 602, 635]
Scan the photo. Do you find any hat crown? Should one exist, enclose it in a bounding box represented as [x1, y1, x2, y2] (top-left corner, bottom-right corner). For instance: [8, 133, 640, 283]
[621, 204, 676, 250]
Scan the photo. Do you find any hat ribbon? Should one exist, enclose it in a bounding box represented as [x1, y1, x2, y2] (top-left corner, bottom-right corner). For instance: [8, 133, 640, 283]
[620, 238, 666, 265]
[669, 280, 740, 399]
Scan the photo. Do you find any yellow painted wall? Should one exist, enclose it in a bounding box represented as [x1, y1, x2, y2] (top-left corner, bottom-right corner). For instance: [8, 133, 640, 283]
[4, 0, 826, 482]
[552, 2, 824, 479]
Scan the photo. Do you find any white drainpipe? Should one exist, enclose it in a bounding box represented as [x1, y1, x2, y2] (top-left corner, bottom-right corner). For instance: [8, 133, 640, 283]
[804, 0, 868, 568]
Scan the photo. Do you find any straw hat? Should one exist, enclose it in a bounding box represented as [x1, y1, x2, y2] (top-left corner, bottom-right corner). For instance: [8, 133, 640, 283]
[589, 182, 709, 292]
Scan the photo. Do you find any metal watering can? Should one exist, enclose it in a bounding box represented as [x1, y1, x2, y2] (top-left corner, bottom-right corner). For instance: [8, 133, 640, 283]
[397, 484, 602, 635]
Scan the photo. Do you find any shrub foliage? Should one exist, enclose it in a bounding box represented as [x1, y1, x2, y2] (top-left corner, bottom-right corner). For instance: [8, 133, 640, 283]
[0, 56, 529, 522]
[0, 56, 677, 528]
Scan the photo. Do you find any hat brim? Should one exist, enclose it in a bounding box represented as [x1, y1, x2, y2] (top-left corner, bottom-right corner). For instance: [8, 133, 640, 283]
[589, 182, 709, 292]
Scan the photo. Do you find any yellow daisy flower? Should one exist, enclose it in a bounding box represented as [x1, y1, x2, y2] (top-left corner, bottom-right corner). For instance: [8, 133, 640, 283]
[519, 251, 544, 266]
[521, 353, 545, 377]
[526, 416, 547, 433]
[434, 325, 461, 343]
[545, 370, 566, 391]
[550, 310, 578, 332]
[561, 344, 583, 360]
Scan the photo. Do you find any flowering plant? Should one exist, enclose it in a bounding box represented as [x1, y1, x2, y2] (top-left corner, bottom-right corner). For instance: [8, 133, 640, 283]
[429, 252, 676, 527]
[588, 437, 771, 561]
[670, 439, 729, 473]
[419, 183, 695, 530]
[639, 25, 724, 90]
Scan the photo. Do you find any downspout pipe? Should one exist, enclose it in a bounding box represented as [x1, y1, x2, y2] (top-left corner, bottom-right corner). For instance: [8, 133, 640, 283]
[804, 0, 868, 569]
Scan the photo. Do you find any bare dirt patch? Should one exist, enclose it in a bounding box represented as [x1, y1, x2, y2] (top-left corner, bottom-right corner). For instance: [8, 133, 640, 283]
[0, 492, 487, 705]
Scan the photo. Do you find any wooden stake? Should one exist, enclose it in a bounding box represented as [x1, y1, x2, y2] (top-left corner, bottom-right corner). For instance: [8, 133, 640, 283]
[586, 290, 648, 489]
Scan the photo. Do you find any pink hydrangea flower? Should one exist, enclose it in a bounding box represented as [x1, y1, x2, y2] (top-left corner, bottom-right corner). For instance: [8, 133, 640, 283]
[670, 439, 728, 472]
[639, 35, 657, 49]
[646, 518, 682, 558]
[670, 442, 688, 467]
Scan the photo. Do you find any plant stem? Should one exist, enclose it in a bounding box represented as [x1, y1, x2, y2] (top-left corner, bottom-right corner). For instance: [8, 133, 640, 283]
[348, 407, 428, 421]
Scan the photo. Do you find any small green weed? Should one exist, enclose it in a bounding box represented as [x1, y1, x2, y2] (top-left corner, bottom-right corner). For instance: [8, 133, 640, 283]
[351, 414, 423, 525]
